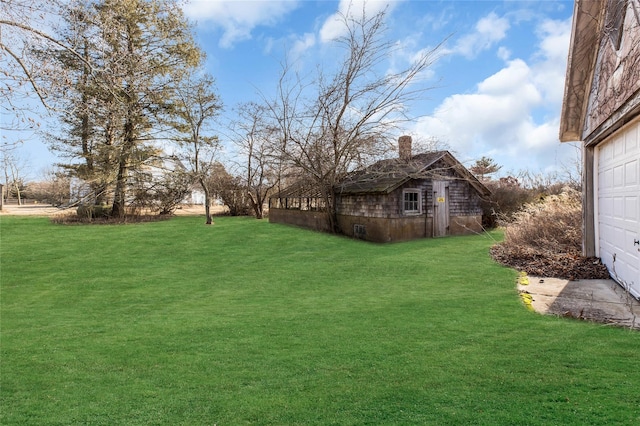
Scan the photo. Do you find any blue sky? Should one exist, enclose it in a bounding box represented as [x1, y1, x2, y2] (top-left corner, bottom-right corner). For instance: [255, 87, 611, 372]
[12, 0, 579, 180]
[182, 0, 578, 179]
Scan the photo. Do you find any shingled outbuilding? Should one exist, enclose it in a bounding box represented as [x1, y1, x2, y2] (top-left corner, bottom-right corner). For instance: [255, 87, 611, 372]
[269, 136, 490, 243]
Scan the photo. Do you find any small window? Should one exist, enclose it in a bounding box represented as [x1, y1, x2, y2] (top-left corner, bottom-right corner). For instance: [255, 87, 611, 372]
[354, 224, 366, 238]
[403, 189, 421, 214]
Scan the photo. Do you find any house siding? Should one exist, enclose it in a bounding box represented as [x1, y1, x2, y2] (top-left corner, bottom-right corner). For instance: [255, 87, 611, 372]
[337, 215, 431, 243]
[335, 192, 399, 218]
[269, 208, 331, 233]
[584, 0, 640, 142]
[336, 213, 482, 243]
[269, 152, 488, 243]
[335, 176, 484, 243]
[561, 0, 640, 296]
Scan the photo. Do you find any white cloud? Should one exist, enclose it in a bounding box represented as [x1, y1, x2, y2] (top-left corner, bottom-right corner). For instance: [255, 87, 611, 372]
[183, 0, 300, 48]
[319, 0, 397, 43]
[453, 12, 510, 59]
[531, 17, 573, 106]
[319, 11, 347, 43]
[411, 17, 574, 174]
[417, 59, 542, 151]
[497, 46, 511, 61]
[290, 32, 316, 61]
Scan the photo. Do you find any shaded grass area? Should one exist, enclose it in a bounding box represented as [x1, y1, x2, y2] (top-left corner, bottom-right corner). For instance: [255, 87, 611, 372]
[1, 216, 639, 425]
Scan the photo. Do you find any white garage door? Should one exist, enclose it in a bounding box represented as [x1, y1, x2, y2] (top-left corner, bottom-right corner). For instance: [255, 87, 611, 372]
[597, 119, 640, 298]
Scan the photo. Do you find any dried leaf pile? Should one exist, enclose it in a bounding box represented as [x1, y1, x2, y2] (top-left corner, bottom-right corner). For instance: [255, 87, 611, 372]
[489, 188, 611, 281]
[490, 245, 610, 280]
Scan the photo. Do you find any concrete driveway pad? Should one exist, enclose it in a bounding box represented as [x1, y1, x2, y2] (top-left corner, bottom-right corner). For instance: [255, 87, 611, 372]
[518, 276, 640, 330]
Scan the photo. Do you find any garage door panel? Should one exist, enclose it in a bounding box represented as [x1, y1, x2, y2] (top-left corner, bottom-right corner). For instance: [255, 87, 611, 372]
[613, 197, 625, 218]
[625, 160, 638, 185]
[625, 126, 639, 153]
[599, 195, 613, 218]
[599, 167, 613, 189]
[625, 196, 638, 220]
[614, 138, 625, 155]
[597, 120, 640, 297]
[600, 136, 614, 160]
[613, 164, 625, 186]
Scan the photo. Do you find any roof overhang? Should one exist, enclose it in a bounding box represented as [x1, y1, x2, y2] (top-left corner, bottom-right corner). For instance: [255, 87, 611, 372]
[559, 0, 607, 143]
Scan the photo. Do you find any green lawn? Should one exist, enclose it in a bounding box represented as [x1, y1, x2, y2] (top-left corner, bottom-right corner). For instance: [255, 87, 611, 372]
[1, 216, 639, 425]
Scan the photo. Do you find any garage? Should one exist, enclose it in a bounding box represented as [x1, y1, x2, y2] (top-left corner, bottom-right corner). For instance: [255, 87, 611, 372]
[596, 119, 640, 298]
[560, 0, 640, 299]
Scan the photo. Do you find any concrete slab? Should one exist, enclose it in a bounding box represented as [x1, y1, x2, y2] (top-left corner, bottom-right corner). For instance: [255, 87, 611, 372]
[518, 275, 640, 330]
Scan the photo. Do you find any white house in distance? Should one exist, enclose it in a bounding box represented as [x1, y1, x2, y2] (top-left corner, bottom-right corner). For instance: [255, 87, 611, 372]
[560, 0, 640, 297]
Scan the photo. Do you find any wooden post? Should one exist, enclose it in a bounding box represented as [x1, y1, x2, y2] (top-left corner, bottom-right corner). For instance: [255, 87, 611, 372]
[583, 145, 596, 257]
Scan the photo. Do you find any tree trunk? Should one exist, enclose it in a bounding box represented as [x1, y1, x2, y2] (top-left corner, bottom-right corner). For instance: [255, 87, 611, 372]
[112, 123, 134, 219]
[248, 190, 263, 219]
[322, 189, 339, 234]
[15, 183, 22, 206]
[111, 160, 128, 218]
[199, 177, 213, 225]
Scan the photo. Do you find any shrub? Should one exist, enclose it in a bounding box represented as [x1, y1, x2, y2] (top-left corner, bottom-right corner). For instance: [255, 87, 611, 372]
[490, 187, 610, 279]
[503, 188, 582, 254]
[25, 176, 71, 206]
[77, 204, 112, 219]
[481, 177, 573, 229]
[481, 177, 537, 228]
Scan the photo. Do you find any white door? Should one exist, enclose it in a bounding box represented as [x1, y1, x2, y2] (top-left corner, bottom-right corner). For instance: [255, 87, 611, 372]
[596, 119, 640, 298]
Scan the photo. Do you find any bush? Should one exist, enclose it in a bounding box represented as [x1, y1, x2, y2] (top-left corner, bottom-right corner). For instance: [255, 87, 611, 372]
[77, 205, 112, 219]
[481, 177, 536, 228]
[481, 177, 573, 229]
[25, 175, 71, 206]
[490, 187, 610, 279]
[503, 188, 582, 253]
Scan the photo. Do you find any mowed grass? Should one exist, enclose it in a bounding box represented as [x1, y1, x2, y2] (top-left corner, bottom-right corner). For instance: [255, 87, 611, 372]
[1, 216, 639, 425]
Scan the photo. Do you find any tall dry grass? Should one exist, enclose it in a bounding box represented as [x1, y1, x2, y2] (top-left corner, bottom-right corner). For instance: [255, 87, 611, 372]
[491, 187, 609, 279]
[502, 187, 582, 256]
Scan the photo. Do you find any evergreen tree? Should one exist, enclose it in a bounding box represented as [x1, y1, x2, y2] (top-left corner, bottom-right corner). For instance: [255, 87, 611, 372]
[46, 0, 203, 216]
[470, 156, 502, 181]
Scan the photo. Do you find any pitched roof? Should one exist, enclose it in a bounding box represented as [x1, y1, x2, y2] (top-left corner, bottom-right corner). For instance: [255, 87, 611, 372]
[335, 150, 490, 196]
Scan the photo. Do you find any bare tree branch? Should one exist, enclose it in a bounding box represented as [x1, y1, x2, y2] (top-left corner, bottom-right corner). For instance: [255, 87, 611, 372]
[264, 5, 444, 232]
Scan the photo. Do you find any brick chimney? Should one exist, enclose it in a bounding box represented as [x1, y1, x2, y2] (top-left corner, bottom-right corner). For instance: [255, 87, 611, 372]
[398, 135, 412, 160]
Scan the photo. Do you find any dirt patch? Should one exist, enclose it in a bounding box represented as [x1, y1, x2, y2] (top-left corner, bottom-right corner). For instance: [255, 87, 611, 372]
[0, 204, 68, 216]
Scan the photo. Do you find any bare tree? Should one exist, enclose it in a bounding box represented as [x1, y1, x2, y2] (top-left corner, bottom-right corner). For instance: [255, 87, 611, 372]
[265, 5, 443, 231]
[170, 72, 222, 224]
[207, 162, 251, 216]
[0, 0, 96, 129]
[407, 135, 452, 156]
[25, 167, 71, 206]
[127, 158, 192, 216]
[229, 102, 280, 219]
[1, 142, 28, 205]
[559, 142, 583, 190]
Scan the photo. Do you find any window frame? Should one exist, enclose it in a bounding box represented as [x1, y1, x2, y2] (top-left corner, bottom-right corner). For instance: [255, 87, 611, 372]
[402, 188, 422, 215]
